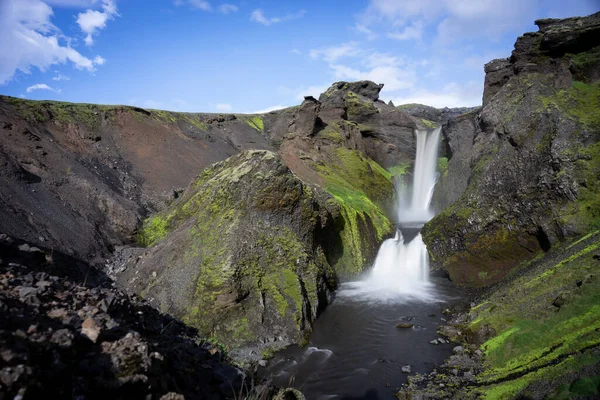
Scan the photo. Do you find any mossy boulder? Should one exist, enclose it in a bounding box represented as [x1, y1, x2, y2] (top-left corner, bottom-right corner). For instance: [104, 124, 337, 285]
[117, 150, 342, 354]
[423, 12, 600, 287]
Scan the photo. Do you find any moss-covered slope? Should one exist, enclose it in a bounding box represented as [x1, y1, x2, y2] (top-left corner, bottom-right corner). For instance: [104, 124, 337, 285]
[468, 230, 600, 399]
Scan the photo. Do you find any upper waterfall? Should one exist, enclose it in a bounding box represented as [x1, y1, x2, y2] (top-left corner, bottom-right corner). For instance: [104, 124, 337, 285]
[400, 127, 442, 226]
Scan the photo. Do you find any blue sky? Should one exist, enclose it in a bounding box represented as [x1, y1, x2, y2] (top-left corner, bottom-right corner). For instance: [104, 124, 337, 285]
[1, 0, 598, 112]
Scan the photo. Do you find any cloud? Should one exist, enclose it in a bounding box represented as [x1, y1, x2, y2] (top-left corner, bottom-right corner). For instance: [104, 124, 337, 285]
[93, 55, 106, 65]
[291, 49, 302, 55]
[76, 0, 118, 46]
[215, 103, 232, 111]
[44, 0, 100, 6]
[0, 0, 106, 85]
[309, 42, 361, 63]
[390, 81, 482, 108]
[354, 24, 378, 40]
[188, 0, 211, 10]
[360, 0, 543, 44]
[250, 9, 306, 26]
[52, 72, 70, 81]
[250, 105, 287, 114]
[219, 4, 238, 14]
[387, 21, 423, 40]
[26, 83, 60, 93]
[293, 84, 330, 101]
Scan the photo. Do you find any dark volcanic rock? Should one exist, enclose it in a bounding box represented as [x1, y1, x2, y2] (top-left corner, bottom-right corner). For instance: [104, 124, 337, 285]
[0, 235, 274, 400]
[115, 150, 340, 359]
[396, 103, 480, 125]
[423, 11, 600, 287]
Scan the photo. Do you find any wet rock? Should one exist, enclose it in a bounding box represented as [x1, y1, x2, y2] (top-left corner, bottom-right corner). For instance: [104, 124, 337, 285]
[430, 339, 439, 345]
[396, 323, 414, 329]
[402, 365, 412, 373]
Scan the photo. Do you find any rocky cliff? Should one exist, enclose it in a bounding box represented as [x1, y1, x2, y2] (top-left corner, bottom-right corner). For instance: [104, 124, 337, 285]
[423, 12, 600, 287]
[0, 81, 423, 358]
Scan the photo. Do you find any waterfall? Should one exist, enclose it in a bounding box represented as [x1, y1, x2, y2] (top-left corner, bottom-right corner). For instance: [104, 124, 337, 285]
[339, 127, 442, 302]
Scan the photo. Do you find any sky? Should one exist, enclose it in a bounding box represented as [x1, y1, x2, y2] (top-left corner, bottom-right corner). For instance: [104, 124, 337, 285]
[0, 0, 598, 112]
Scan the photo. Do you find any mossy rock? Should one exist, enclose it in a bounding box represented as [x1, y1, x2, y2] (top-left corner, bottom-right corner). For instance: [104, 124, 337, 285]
[119, 150, 341, 351]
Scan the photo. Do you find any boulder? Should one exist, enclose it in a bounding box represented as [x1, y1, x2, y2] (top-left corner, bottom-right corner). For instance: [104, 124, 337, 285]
[117, 150, 340, 354]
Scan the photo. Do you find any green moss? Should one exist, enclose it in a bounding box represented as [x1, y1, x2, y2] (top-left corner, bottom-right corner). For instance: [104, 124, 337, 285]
[467, 232, 600, 398]
[184, 114, 209, 131]
[421, 118, 438, 128]
[437, 157, 449, 176]
[2, 96, 116, 131]
[570, 46, 600, 72]
[387, 162, 411, 177]
[396, 103, 422, 110]
[345, 91, 377, 118]
[138, 214, 171, 246]
[559, 142, 600, 231]
[538, 81, 600, 130]
[247, 116, 264, 131]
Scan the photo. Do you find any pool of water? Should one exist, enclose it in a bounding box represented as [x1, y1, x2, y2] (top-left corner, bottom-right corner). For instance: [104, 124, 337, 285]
[259, 277, 465, 400]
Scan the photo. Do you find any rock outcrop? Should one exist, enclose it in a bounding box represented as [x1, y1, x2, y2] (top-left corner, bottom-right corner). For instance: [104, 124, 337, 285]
[423, 12, 600, 287]
[115, 150, 336, 357]
[396, 103, 480, 126]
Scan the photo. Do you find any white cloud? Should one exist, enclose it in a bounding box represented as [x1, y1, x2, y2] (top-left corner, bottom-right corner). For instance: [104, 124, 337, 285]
[250, 9, 306, 26]
[188, 0, 211, 10]
[388, 21, 423, 40]
[391, 81, 482, 108]
[354, 24, 378, 40]
[361, 0, 541, 45]
[52, 72, 70, 81]
[330, 64, 415, 92]
[291, 49, 302, 55]
[219, 4, 238, 14]
[76, 0, 118, 46]
[44, 0, 99, 6]
[0, 0, 105, 85]
[293, 84, 330, 101]
[215, 103, 232, 111]
[26, 83, 60, 93]
[309, 42, 361, 63]
[93, 55, 106, 65]
[250, 105, 287, 114]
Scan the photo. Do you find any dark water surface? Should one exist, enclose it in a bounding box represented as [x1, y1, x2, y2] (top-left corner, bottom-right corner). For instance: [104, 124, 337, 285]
[259, 278, 465, 400]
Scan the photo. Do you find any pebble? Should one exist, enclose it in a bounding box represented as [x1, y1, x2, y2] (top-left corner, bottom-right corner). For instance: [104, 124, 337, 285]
[430, 339, 439, 345]
[401, 365, 412, 373]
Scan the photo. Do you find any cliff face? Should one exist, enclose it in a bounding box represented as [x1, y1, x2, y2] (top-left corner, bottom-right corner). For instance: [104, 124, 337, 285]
[0, 81, 421, 354]
[423, 12, 600, 287]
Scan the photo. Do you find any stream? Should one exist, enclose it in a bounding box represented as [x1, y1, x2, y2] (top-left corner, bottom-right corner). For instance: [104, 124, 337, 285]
[259, 277, 464, 399]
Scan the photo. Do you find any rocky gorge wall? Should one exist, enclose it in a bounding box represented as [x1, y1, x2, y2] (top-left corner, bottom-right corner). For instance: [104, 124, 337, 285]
[423, 12, 600, 287]
[0, 81, 427, 356]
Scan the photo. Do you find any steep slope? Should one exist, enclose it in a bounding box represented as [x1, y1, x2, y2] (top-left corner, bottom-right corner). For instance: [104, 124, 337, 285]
[423, 12, 600, 287]
[0, 97, 284, 273]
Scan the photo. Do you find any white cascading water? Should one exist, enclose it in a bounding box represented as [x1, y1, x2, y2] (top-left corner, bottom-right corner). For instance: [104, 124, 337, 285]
[339, 127, 442, 302]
